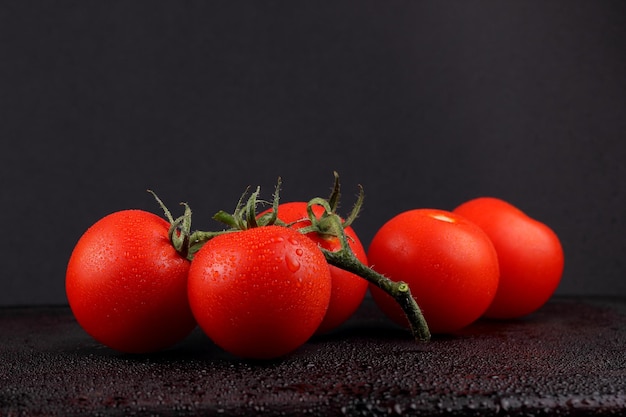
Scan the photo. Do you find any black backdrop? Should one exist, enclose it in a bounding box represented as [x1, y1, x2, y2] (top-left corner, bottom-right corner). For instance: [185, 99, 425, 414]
[2, 1, 625, 305]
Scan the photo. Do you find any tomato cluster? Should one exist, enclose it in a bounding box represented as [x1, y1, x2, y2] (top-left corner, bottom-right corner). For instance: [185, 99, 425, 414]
[368, 200, 563, 334]
[66, 179, 372, 359]
[66, 176, 564, 359]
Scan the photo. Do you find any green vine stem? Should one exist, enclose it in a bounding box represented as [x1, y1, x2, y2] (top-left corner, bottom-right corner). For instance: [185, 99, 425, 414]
[305, 196, 431, 342]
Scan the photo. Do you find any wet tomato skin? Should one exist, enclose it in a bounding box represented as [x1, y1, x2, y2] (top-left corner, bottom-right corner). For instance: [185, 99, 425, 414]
[261, 202, 369, 334]
[368, 209, 500, 334]
[66, 210, 196, 353]
[187, 225, 332, 359]
[453, 197, 564, 319]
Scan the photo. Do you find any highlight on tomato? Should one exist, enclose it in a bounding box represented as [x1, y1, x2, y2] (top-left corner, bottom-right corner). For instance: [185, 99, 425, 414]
[65, 209, 196, 354]
[453, 197, 564, 319]
[367, 208, 500, 334]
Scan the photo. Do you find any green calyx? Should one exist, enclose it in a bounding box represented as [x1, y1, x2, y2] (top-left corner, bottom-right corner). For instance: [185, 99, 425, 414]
[296, 171, 363, 241]
[148, 190, 227, 261]
[212, 178, 283, 231]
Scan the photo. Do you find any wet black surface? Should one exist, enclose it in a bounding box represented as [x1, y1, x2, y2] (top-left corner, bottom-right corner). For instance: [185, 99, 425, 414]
[1, 297, 626, 416]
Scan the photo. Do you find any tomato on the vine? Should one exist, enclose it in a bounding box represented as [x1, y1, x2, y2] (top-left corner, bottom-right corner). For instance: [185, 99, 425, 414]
[261, 201, 369, 334]
[66, 210, 196, 353]
[187, 225, 332, 359]
[368, 209, 500, 334]
[453, 197, 564, 319]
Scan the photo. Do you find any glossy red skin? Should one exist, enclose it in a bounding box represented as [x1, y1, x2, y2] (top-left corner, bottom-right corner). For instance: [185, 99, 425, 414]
[187, 225, 332, 359]
[453, 197, 564, 319]
[66, 210, 196, 353]
[261, 202, 369, 334]
[368, 209, 500, 334]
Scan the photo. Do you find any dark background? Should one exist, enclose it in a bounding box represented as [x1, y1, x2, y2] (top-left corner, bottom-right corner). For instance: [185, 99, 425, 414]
[1, 1, 625, 306]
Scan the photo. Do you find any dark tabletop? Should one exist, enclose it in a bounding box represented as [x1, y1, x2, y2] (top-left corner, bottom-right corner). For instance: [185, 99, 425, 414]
[1, 296, 625, 416]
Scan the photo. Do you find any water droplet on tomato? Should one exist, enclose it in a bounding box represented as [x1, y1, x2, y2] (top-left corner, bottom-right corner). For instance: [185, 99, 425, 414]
[295, 248, 303, 256]
[285, 253, 301, 272]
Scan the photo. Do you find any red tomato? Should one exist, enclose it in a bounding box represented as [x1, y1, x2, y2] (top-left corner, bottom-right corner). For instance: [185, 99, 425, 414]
[453, 197, 564, 319]
[261, 202, 369, 334]
[187, 225, 332, 359]
[66, 210, 196, 353]
[368, 209, 500, 334]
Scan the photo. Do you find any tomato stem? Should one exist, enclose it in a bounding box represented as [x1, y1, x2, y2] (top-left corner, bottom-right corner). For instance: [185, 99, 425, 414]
[300, 176, 430, 342]
[317, 211, 431, 342]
